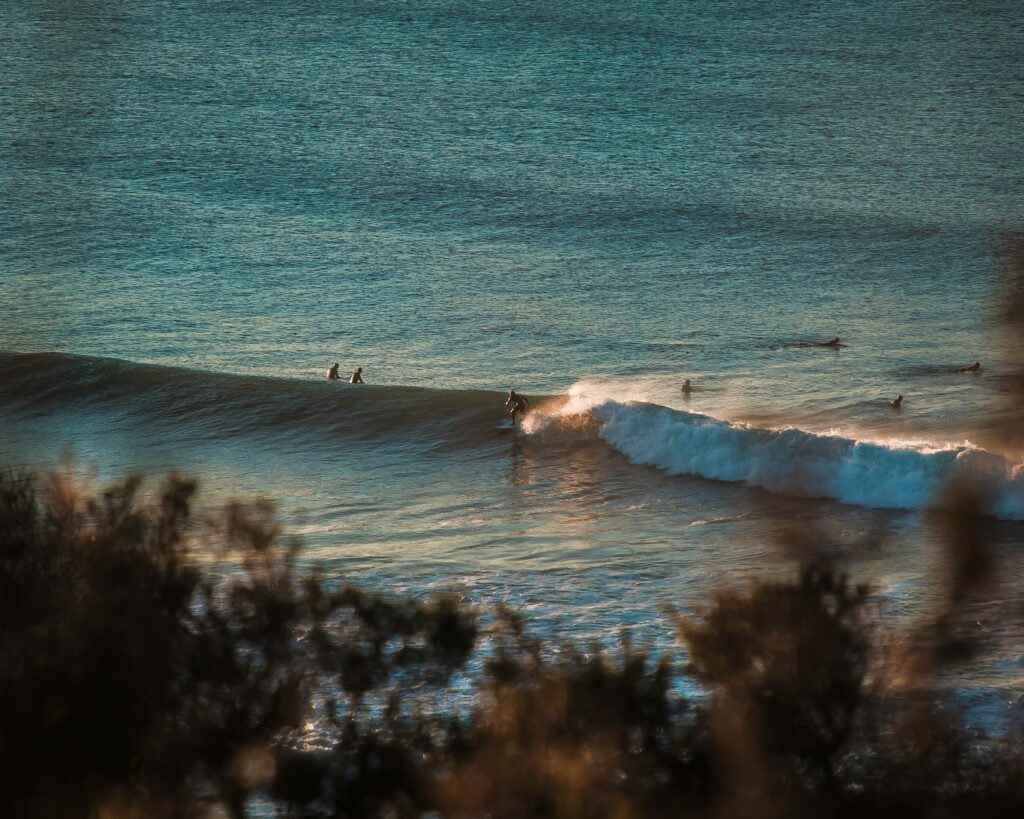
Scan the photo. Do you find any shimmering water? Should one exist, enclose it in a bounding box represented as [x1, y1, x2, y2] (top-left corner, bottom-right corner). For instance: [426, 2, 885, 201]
[3, 0, 1024, 710]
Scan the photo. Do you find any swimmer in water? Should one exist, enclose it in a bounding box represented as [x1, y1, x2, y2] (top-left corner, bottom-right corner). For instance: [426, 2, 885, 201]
[681, 378, 692, 394]
[505, 390, 530, 425]
[822, 337, 842, 348]
[349, 366, 364, 384]
[327, 363, 340, 380]
[889, 394, 903, 409]
[957, 362, 981, 373]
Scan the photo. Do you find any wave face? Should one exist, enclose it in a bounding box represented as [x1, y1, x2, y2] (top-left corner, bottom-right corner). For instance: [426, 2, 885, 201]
[5, 353, 1024, 519]
[0, 352, 511, 451]
[528, 387, 1024, 520]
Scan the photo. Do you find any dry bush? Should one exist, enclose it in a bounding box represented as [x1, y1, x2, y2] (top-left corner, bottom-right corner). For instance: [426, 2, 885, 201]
[675, 565, 869, 816]
[0, 467, 477, 818]
[4, 465, 1024, 818]
[435, 610, 699, 819]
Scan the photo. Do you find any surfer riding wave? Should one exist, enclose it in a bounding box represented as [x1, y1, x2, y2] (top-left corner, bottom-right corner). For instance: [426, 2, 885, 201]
[505, 390, 530, 426]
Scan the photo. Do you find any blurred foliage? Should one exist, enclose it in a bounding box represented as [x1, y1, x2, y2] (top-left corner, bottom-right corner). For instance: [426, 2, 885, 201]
[0, 467, 475, 818]
[2, 465, 1024, 818]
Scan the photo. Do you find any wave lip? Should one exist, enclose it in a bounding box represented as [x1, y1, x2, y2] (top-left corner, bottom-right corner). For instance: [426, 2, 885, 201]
[577, 397, 1024, 519]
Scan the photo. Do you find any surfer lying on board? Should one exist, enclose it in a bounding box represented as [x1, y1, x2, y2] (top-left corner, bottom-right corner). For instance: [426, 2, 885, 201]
[350, 367, 364, 384]
[957, 361, 981, 373]
[506, 390, 529, 425]
[822, 337, 843, 348]
[327, 363, 340, 380]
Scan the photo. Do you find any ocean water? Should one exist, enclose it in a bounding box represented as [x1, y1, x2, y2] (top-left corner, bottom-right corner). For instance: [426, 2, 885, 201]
[3, 0, 1024, 711]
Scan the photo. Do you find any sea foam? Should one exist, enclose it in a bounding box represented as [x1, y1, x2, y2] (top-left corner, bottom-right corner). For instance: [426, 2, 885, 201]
[528, 386, 1024, 519]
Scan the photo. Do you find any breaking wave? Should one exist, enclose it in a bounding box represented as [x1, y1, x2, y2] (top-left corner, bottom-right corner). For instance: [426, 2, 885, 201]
[4, 353, 1024, 519]
[526, 385, 1024, 520]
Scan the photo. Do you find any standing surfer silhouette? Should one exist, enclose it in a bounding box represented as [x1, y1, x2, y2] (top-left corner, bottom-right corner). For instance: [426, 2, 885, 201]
[505, 390, 529, 426]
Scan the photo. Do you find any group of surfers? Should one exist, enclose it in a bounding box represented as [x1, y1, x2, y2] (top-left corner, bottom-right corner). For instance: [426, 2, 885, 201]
[681, 337, 982, 411]
[327, 362, 530, 425]
[327, 337, 983, 426]
[327, 363, 363, 384]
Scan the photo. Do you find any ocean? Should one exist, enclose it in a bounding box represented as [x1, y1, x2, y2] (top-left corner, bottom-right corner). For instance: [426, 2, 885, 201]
[3, 0, 1024, 714]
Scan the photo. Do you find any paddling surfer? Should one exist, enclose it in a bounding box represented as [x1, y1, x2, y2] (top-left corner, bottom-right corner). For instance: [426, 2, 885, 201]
[957, 362, 981, 373]
[506, 390, 529, 425]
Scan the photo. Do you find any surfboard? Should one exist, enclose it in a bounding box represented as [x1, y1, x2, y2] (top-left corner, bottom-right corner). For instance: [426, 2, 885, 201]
[497, 421, 518, 431]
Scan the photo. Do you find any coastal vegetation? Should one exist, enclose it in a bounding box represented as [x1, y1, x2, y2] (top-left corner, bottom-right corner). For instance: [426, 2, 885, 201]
[3, 465, 1023, 818]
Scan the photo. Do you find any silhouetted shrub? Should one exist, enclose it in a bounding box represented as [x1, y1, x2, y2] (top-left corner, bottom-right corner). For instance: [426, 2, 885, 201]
[0, 467, 478, 818]
[0, 468, 331, 817]
[432, 611, 700, 819]
[4, 465, 1024, 818]
[675, 565, 869, 817]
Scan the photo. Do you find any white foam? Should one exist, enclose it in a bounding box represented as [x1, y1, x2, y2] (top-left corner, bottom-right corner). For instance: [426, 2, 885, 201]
[530, 384, 1024, 519]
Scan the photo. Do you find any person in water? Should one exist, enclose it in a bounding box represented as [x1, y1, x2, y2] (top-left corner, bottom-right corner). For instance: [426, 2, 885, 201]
[823, 337, 842, 348]
[890, 394, 903, 409]
[681, 378, 692, 394]
[505, 390, 529, 425]
[327, 363, 340, 380]
[958, 361, 981, 373]
[349, 366, 364, 384]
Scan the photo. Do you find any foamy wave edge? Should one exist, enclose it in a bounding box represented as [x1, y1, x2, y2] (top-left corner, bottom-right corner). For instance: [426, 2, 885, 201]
[525, 389, 1024, 520]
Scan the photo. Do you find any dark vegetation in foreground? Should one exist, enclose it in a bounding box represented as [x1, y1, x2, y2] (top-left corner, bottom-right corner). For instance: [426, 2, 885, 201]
[2, 468, 1024, 819]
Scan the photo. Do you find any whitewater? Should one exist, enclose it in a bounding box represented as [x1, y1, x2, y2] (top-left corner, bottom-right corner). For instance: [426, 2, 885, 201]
[528, 384, 1024, 520]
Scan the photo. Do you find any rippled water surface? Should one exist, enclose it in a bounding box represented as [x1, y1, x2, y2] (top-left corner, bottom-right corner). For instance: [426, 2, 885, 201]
[3, 0, 1024, 713]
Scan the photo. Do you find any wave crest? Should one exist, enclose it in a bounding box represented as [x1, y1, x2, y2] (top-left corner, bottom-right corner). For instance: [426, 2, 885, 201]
[535, 385, 1024, 519]
[5, 354, 1024, 519]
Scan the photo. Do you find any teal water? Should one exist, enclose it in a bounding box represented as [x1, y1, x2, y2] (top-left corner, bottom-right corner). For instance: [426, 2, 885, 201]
[3, 0, 1024, 711]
